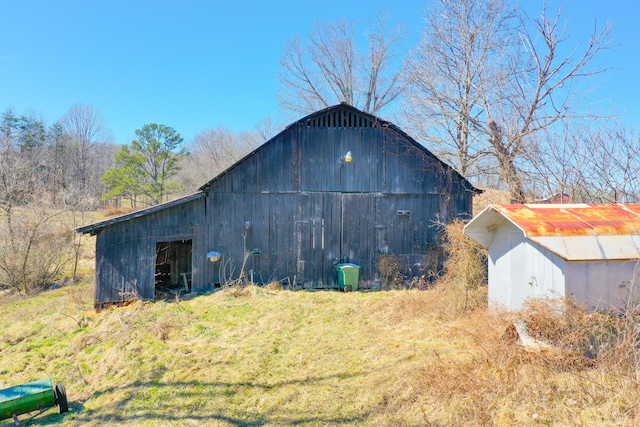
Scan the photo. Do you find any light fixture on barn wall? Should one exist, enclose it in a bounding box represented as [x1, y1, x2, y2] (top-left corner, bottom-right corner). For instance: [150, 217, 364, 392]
[207, 251, 221, 263]
[342, 151, 353, 163]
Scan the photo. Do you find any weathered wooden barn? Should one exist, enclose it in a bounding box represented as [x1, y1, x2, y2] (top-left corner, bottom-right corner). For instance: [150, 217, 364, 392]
[78, 104, 479, 308]
[464, 203, 640, 312]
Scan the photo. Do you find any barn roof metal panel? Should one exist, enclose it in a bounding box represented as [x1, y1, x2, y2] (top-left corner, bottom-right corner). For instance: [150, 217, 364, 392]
[75, 192, 205, 235]
[464, 203, 640, 261]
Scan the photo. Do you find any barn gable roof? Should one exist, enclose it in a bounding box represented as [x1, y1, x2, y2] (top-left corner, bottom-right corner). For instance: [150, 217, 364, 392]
[464, 203, 640, 261]
[199, 103, 480, 194]
[77, 104, 479, 236]
[76, 192, 204, 235]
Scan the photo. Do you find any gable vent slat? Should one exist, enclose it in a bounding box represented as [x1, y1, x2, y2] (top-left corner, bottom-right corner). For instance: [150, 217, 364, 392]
[305, 107, 374, 129]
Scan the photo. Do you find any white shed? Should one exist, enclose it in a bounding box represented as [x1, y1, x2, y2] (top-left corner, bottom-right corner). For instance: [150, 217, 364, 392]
[464, 204, 640, 312]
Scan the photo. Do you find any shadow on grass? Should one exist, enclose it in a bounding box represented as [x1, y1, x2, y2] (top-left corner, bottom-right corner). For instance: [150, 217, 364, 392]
[0, 402, 85, 427]
[18, 359, 410, 426]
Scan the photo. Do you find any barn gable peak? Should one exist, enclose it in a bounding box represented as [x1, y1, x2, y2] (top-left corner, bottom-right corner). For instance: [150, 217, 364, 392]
[302, 104, 380, 129]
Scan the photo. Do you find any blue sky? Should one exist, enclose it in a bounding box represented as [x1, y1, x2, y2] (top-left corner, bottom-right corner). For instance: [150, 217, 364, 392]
[1, 1, 639, 145]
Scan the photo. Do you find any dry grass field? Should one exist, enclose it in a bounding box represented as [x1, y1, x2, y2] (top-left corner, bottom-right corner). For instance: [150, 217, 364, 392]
[2, 276, 640, 426]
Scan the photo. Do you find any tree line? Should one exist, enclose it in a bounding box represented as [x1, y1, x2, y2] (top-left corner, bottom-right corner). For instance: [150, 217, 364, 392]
[2, 0, 632, 210]
[0, 105, 270, 293]
[280, 0, 637, 204]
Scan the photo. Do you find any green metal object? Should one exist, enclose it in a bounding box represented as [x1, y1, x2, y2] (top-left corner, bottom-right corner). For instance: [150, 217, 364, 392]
[0, 377, 67, 423]
[335, 263, 360, 292]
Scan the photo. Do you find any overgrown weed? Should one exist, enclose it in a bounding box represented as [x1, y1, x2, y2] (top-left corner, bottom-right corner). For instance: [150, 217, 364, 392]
[416, 219, 488, 320]
[510, 297, 640, 372]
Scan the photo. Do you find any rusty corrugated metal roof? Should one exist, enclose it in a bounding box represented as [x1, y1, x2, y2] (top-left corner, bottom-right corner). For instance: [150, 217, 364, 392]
[464, 203, 640, 261]
[492, 204, 640, 237]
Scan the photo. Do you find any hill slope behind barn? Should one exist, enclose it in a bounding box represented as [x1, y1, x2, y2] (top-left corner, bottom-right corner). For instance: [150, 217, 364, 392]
[78, 104, 479, 308]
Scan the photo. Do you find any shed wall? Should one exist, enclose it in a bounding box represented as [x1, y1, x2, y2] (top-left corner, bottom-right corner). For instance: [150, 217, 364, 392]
[566, 260, 640, 312]
[488, 222, 566, 310]
[529, 243, 565, 301]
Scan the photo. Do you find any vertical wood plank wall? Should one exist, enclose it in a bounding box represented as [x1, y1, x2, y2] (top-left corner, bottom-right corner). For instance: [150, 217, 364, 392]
[92, 106, 475, 304]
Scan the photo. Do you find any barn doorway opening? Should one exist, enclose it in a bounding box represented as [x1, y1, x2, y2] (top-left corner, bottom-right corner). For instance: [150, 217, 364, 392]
[155, 240, 193, 299]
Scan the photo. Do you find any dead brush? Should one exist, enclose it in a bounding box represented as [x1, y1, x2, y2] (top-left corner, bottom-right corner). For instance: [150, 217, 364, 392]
[404, 309, 547, 425]
[376, 254, 405, 289]
[427, 220, 488, 317]
[364, 289, 441, 324]
[511, 298, 640, 371]
[66, 282, 94, 311]
[150, 318, 179, 341]
[439, 220, 487, 290]
[223, 284, 272, 298]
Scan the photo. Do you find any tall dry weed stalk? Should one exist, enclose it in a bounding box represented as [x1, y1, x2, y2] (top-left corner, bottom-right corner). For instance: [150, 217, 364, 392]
[375, 254, 405, 289]
[433, 220, 488, 315]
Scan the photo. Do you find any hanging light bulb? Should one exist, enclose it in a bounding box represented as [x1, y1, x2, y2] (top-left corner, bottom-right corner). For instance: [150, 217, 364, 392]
[344, 151, 352, 162]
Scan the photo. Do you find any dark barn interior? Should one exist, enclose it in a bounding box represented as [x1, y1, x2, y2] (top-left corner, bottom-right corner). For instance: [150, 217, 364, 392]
[154, 240, 193, 298]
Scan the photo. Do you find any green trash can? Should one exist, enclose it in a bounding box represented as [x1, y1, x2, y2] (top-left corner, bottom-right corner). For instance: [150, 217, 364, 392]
[335, 263, 360, 292]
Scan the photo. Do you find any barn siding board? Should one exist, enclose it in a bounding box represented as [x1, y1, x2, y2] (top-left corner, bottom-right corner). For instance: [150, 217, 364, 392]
[81, 104, 478, 305]
[326, 128, 337, 192]
[341, 194, 373, 283]
[323, 192, 342, 285]
[312, 193, 327, 284]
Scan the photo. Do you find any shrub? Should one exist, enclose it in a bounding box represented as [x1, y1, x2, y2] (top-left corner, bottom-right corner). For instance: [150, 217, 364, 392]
[0, 206, 74, 294]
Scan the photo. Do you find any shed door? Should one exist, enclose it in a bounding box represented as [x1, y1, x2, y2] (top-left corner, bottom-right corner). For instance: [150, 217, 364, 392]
[509, 231, 532, 309]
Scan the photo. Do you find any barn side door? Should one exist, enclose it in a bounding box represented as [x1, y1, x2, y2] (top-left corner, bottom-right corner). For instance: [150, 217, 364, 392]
[340, 193, 374, 286]
[294, 192, 342, 287]
[291, 193, 374, 287]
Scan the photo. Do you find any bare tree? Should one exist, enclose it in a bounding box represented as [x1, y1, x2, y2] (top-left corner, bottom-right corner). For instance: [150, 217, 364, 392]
[58, 103, 112, 198]
[0, 109, 45, 208]
[179, 125, 269, 190]
[0, 106, 111, 293]
[279, 14, 407, 115]
[252, 116, 280, 146]
[0, 110, 75, 293]
[46, 122, 71, 198]
[406, 0, 515, 180]
[529, 124, 640, 203]
[0, 202, 74, 294]
[407, 0, 612, 202]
